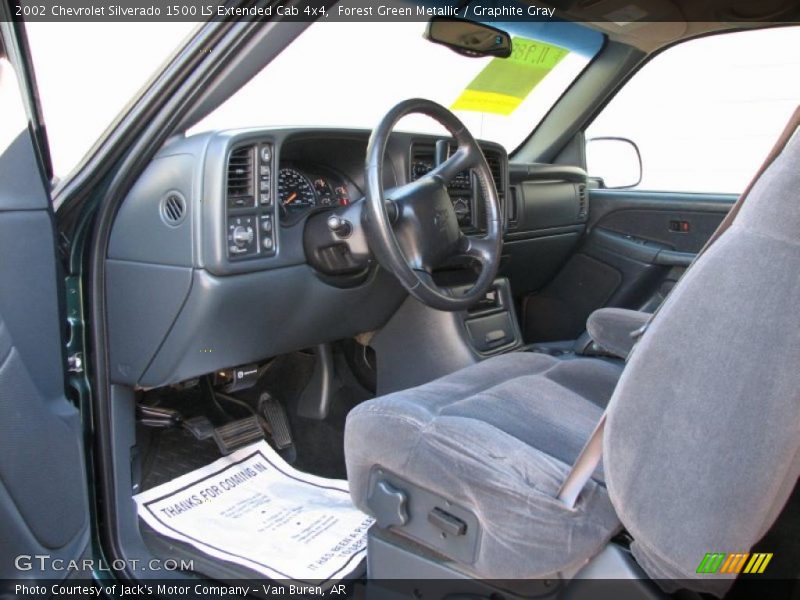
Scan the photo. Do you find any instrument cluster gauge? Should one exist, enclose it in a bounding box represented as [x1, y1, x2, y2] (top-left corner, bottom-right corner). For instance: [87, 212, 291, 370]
[279, 167, 316, 220]
[334, 185, 350, 206]
[314, 178, 335, 206]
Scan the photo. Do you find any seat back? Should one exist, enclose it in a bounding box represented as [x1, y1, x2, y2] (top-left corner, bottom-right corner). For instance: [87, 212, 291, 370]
[604, 123, 800, 594]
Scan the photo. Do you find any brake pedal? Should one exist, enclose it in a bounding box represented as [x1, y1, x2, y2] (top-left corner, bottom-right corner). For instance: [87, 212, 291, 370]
[259, 392, 294, 450]
[211, 415, 265, 455]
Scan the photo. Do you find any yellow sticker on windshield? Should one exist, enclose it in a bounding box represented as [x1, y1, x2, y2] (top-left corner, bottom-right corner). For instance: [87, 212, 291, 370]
[452, 37, 569, 116]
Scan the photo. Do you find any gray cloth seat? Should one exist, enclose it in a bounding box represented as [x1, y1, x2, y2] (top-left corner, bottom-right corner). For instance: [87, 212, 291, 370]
[345, 352, 624, 578]
[346, 120, 800, 594]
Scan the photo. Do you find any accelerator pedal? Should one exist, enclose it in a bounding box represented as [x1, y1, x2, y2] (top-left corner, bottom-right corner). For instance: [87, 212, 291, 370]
[211, 415, 265, 455]
[259, 392, 296, 461]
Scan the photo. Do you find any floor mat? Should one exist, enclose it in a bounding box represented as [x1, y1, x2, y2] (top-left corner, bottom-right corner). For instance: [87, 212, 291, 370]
[140, 428, 221, 491]
[134, 440, 374, 584]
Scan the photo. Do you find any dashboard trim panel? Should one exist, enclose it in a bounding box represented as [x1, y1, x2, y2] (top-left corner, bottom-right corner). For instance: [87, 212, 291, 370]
[106, 127, 509, 388]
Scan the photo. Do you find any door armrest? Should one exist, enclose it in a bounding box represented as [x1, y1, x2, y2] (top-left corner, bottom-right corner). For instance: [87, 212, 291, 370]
[586, 308, 651, 359]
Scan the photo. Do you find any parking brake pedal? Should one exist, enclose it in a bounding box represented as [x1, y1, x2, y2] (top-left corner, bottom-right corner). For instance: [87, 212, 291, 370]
[259, 392, 295, 461]
[211, 415, 265, 455]
[182, 416, 215, 441]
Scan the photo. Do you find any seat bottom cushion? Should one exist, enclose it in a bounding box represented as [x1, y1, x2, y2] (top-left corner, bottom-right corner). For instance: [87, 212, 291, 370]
[345, 352, 623, 579]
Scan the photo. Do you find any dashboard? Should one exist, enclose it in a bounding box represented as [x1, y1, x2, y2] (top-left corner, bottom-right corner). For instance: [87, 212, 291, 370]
[105, 128, 509, 389]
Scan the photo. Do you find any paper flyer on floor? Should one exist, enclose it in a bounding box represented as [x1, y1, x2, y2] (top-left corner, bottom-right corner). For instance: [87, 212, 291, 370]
[133, 441, 374, 583]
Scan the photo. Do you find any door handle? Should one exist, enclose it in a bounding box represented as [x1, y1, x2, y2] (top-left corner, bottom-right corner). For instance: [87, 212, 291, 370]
[654, 249, 695, 267]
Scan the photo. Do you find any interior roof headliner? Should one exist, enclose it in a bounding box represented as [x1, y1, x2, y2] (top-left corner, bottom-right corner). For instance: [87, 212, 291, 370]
[531, 0, 799, 51]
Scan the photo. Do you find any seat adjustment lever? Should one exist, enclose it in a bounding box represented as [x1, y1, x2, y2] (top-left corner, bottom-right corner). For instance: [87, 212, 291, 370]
[368, 480, 409, 529]
[428, 507, 467, 536]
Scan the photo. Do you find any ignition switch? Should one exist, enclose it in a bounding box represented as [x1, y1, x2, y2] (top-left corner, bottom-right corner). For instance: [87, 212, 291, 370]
[327, 214, 352, 238]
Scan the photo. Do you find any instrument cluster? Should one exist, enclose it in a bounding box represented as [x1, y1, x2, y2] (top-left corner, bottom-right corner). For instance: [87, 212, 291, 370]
[278, 164, 352, 224]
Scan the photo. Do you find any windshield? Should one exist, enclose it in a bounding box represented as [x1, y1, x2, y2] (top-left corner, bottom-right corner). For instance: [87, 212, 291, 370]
[191, 12, 603, 151]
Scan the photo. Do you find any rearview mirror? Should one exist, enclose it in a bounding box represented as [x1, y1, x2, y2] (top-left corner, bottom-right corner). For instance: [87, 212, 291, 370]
[586, 137, 643, 189]
[424, 17, 512, 58]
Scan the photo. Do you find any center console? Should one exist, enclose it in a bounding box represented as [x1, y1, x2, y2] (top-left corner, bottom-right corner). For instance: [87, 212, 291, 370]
[370, 277, 524, 395]
[456, 278, 521, 354]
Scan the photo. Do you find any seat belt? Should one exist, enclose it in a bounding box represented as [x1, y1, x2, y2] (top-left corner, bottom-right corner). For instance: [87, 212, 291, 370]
[557, 412, 607, 507]
[557, 106, 800, 508]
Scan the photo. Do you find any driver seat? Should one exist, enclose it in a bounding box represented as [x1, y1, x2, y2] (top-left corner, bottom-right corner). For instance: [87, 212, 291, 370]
[344, 113, 800, 595]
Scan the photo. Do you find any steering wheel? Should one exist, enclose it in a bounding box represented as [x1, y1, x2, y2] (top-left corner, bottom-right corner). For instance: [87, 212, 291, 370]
[364, 99, 502, 312]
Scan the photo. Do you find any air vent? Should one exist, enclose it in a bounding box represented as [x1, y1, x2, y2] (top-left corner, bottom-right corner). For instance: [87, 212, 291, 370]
[507, 186, 519, 226]
[160, 192, 187, 226]
[577, 183, 588, 219]
[410, 142, 435, 180]
[227, 145, 254, 204]
[484, 151, 505, 196]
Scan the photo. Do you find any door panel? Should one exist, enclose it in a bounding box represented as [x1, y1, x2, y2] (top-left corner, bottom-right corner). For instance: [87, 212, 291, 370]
[521, 189, 735, 342]
[588, 190, 737, 252]
[0, 24, 89, 579]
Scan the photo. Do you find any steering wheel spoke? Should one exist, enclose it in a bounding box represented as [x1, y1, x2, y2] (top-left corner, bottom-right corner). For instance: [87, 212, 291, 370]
[429, 146, 477, 184]
[460, 234, 495, 266]
[411, 267, 437, 289]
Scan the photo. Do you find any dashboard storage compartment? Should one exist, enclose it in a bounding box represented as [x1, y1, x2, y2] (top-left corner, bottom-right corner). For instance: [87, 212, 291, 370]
[465, 312, 516, 353]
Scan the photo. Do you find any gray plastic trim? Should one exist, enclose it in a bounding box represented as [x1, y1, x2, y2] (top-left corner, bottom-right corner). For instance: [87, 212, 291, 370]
[296, 343, 335, 420]
[509, 162, 588, 184]
[106, 259, 193, 386]
[371, 277, 522, 394]
[135, 264, 405, 388]
[108, 153, 196, 267]
[107, 385, 183, 580]
[107, 128, 518, 388]
[587, 189, 736, 230]
[0, 112, 90, 577]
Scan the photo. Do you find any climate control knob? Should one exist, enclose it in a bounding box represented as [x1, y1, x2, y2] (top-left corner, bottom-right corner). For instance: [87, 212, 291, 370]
[232, 225, 254, 247]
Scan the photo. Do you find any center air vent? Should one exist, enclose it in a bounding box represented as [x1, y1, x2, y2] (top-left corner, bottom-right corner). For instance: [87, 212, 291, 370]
[484, 151, 504, 196]
[160, 192, 187, 226]
[410, 142, 435, 180]
[227, 145, 254, 207]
